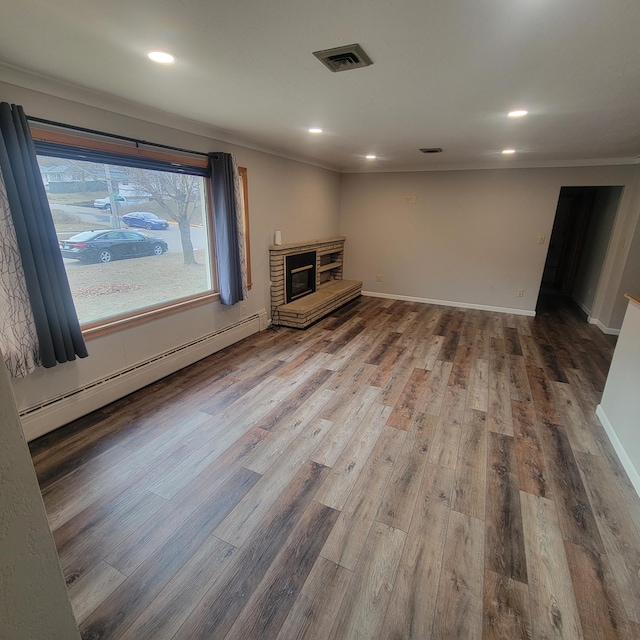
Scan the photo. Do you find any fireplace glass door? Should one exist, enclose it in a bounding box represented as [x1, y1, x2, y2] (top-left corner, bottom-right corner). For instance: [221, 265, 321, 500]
[285, 251, 316, 302]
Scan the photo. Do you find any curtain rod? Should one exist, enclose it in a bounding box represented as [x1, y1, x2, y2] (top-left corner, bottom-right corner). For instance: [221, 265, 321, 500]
[26, 115, 211, 159]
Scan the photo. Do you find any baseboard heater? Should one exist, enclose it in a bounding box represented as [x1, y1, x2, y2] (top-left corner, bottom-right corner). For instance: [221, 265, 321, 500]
[20, 310, 268, 441]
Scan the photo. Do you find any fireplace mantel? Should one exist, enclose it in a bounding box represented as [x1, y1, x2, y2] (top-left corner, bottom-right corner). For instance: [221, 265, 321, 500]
[269, 237, 362, 328]
[268, 236, 346, 252]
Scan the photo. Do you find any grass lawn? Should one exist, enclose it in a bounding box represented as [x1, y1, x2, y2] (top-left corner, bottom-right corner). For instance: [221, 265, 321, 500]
[66, 249, 210, 325]
[51, 208, 111, 234]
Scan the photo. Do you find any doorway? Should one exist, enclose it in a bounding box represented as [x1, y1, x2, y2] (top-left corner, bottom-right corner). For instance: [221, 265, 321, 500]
[537, 185, 623, 317]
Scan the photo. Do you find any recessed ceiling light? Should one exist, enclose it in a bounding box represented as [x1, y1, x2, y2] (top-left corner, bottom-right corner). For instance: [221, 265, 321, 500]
[365, 154, 377, 160]
[147, 51, 175, 64]
[507, 110, 528, 118]
[308, 128, 323, 134]
[502, 149, 516, 155]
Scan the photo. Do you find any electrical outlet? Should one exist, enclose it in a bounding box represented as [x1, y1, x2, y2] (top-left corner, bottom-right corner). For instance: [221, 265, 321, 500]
[537, 235, 546, 244]
[241, 304, 247, 316]
[517, 289, 524, 297]
[404, 195, 417, 204]
[376, 275, 384, 282]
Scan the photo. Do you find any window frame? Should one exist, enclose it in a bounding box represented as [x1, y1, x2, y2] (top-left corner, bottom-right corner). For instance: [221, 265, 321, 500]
[31, 128, 251, 340]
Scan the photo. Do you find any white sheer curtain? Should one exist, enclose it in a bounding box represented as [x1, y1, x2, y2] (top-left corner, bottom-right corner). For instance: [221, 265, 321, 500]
[0, 166, 40, 377]
[232, 156, 249, 301]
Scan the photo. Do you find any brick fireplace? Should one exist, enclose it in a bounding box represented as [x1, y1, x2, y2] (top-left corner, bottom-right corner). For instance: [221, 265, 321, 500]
[269, 237, 361, 328]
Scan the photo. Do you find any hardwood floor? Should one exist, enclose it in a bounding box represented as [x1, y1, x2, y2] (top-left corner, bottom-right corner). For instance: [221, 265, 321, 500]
[29, 294, 640, 639]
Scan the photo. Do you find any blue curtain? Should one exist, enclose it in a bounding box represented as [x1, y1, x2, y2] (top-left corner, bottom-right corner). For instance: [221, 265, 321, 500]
[209, 152, 247, 305]
[0, 103, 87, 368]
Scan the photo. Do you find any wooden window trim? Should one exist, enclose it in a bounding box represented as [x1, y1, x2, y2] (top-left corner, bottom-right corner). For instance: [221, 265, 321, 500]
[30, 128, 209, 168]
[33, 128, 252, 340]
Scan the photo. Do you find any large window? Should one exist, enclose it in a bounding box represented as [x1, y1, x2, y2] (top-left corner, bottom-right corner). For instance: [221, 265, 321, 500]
[32, 129, 250, 337]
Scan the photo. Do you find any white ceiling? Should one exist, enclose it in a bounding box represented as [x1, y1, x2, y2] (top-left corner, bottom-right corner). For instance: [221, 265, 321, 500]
[1, 0, 639, 172]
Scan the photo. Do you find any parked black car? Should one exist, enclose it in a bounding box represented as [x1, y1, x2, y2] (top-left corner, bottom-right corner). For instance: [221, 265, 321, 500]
[59, 230, 168, 263]
[122, 212, 170, 230]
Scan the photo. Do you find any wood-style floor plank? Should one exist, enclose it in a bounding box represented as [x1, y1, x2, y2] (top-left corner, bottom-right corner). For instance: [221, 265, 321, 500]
[381, 463, 454, 639]
[508, 354, 533, 403]
[520, 491, 584, 640]
[171, 461, 330, 640]
[27, 294, 640, 640]
[67, 561, 126, 625]
[311, 384, 381, 468]
[214, 420, 334, 547]
[252, 368, 335, 432]
[314, 403, 390, 510]
[320, 426, 405, 570]
[59, 489, 167, 587]
[468, 357, 490, 412]
[428, 418, 461, 470]
[564, 541, 632, 640]
[329, 521, 406, 640]
[550, 381, 600, 455]
[109, 427, 269, 577]
[485, 432, 528, 583]
[575, 452, 640, 624]
[511, 400, 552, 498]
[432, 509, 485, 639]
[376, 411, 435, 532]
[380, 354, 421, 408]
[527, 366, 560, 424]
[79, 466, 260, 640]
[244, 390, 335, 474]
[415, 334, 445, 370]
[223, 500, 340, 640]
[449, 343, 473, 389]
[588, 420, 640, 536]
[537, 421, 605, 554]
[119, 535, 236, 640]
[386, 366, 430, 430]
[420, 360, 454, 416]
[483, 569, 532, 640]
[452, 409, 488, 521]
[275, 557, 353, 640]
[488, 352, 515, 436]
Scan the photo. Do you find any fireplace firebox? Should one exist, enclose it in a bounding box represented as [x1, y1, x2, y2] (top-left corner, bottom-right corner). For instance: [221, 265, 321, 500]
[285, 251, 316, 303]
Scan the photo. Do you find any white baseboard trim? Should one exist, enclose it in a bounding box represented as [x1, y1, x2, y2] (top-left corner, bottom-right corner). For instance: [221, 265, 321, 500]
[596, 404, 640, 497]
[588, 317, 621, 336]
[21, 310, 268, 442]
[361, 291, 536, 317]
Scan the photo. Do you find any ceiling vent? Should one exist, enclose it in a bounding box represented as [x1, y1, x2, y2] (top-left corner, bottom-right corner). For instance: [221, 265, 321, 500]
[420, 148, 443, 154]
[313, 44, 373, 73]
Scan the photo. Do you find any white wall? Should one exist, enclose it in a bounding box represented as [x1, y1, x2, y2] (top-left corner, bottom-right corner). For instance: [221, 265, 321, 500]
[598, 298, 640, 495]
[339, 166, 639, 319]
[592, 167, 640, 330]
[0, 356, 80, 640]
[609, 181, 640, 328]
[573, 187, 623, 315]
[0, 78, 341, 438]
